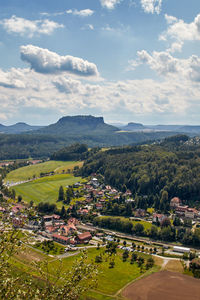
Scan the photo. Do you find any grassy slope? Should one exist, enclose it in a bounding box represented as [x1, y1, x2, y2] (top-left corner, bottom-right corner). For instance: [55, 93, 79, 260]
[13, 174, 83, 207]
[49, 248, 157, 295]
[6, 160, 83, 183]
[10, 246, 161, 299]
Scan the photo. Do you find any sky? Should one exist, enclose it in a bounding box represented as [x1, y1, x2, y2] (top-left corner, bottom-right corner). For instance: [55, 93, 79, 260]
[0, 0, 200, 125]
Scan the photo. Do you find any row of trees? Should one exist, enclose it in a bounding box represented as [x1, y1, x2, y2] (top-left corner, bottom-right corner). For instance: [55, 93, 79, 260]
[93, 217, 200, 246]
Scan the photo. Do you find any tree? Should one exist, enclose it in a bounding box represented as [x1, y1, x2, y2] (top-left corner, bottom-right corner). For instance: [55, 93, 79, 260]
[130, 253, 137, 264]
[105, 241, 117, 256]
[134, 223, 144, 236]
[137, 256, 144, 267]
[61, 206, 67, 218]
[0, 224, 98, 300]
[17, 195, 22, 202]
[146, 257, 154, 269]
[123, 240, 127, 247]
[58, 186, 65, 202]
[11, 189, 16, 200]
[160, 218, 171, 228]
[173, 217, 181, 226]
[95, 255, 102, 263]
[122, 250, 129, 262]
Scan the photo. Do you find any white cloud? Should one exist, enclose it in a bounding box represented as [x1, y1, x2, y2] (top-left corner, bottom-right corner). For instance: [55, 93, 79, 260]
[130, 49, 200, 83]
[0, 68, 26, 89]
[81, 24, 94, 30]
[0, 65, 200, 124]
[140, 0, 162, 14]
[100, 0, 121, 10]
[20, 45, 99, 77]
[160, 13, 200, 52]
[66, 9, 94, 17]
[0, 15, 64, 37]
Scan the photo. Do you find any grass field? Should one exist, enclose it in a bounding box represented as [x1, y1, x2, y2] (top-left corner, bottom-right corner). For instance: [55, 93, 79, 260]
[13, 174, 83, 207]
[48, 248, 159, 296]
[164, 259, 184, 273]
[11, 246, 160, 298]
[6, 160, 83, 183]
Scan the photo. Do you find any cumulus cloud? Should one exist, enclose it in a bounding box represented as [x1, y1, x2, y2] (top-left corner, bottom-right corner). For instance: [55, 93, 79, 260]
[0, 68, 26, 89]
[66, 9, 94, 17]
[0, 64, 200, 124]
[140, 0, 162, 14]
[53, 77, 82, 94]
[0, 15, 64, 37]
[100, 0, 121, 10]
[160, 13, 200, 52]
[20, 45, 99, 77]
[130, 49, 200, 83]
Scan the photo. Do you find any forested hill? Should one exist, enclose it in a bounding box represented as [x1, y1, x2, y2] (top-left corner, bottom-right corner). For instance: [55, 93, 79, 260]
[0, 129, 178, 160]
[81, 136, 200, 208]
[0, 122, 43, 134]
[35, 115, 118, 135]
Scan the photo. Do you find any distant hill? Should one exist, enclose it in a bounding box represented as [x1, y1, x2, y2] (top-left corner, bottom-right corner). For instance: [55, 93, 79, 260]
[0, 122, 43, 134]
[122, 122, 147, 131]
[120, 122, 200, 134]
[36, 115, 118, 136]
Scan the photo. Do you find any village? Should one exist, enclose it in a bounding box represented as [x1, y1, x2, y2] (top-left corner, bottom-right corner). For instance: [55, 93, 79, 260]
[1, 174, 200, 257]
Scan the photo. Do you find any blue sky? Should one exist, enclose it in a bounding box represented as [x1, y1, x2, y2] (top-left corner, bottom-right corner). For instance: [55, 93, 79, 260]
[0, 0, 200, 125]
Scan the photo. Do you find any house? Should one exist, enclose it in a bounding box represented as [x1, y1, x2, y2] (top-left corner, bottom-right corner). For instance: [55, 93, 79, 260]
[43, 214, 60, 222]
[135, 209, 146, 218]
[12, 204, 24, 214]
[173, 246, 190, 253]
[45, 225, 58, 234]
[153, 213, 166, 223]
[124, 190, 132, 197]
[125, 198, 135, 203]
[185, 208, 198, 219]
[60, 223, 77, 236]
[52, 234, 70, 245]
[68, 217, 79, 225]
[76, 232, 92, 244]
[170, 197, 182, 208]
[0, 207, 6, 213]
[12, 217, 24, 228]
[175, 205, 188, 216]
[96, 203, 103, 210]
[78, 208, 89, 215]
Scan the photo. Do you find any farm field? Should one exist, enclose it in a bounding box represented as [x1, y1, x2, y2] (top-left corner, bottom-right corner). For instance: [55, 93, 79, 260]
[13, 174, 83, 207]
[5, 160, 83, 183]
[121, 270, 200, 300]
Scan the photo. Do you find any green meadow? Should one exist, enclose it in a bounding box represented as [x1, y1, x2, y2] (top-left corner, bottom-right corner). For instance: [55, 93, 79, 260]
[13, 174, 83, 207]
[11, 246, 160, 299]
[6, 160, 83, 183]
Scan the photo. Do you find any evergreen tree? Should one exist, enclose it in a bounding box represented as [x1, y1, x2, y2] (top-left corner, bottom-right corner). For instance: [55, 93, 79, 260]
[58, 186, 65, 202]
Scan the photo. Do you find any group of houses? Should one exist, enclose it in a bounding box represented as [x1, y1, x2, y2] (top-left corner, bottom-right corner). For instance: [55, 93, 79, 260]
[41, 214, 92, 245]
[170, 197, 200, 220]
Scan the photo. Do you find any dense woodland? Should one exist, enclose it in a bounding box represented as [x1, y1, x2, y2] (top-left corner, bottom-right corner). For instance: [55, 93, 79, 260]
[0, 130, 177, 160]
[81, 135, 200, 209]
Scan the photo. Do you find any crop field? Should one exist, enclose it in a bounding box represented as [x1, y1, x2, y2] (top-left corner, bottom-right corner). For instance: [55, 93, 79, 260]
[13, 174, 83, 207]
[121, 270, 200, 300]
[6, 160, 83, 183]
